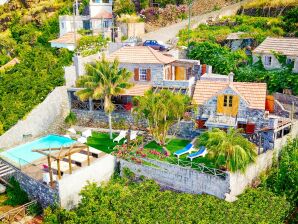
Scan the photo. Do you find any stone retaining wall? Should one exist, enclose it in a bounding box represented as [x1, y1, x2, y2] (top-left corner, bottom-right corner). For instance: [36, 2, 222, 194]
[120, 159, 230, 199]
[0, 86, 70, 149]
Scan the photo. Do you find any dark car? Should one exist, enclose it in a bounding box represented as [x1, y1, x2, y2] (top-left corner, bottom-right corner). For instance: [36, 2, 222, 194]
[143, 40, 169, 51]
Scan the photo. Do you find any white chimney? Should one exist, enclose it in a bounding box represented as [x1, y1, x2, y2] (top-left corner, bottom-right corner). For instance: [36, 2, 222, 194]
[228, 72, 234, 83]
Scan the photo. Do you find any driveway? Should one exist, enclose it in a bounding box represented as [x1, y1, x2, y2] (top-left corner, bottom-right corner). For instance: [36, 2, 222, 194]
[141, 0, 251, 43]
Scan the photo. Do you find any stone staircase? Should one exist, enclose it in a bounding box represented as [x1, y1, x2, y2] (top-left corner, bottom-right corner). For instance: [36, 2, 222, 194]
[0, 161, 15, 179]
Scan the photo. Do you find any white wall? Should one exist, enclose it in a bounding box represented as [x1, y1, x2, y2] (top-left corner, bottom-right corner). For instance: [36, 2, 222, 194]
[58, 153, 116, 209]
[0, 0, 8, 5]
[0, 86, 70, 149]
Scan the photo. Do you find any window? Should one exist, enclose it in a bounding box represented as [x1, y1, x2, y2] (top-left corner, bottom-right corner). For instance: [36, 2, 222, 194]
[223, 95, 233, 107]
[286, 58, 293, 65]
[264, 56, 272, 66]
[61, 22, 64, 29]
[139, 69, 147, 81]
[103, 20, 109, 28]
[102, 0, 109, 3]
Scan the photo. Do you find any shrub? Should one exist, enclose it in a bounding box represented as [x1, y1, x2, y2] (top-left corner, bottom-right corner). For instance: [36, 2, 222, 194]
[4, 177, 29, 206]
[114, 0, 136, 15]
[64, 112, 77, 126]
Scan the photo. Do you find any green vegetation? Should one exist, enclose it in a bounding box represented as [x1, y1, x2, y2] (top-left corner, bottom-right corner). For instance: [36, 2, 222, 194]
[64, 112, 77, 126]
[114, 0, 136, 15]
[44, 174, 291, 223]
[134, 90, 191, 147]
[188, 41, 247, 75]
[244, 0, 298, 9]
[199, 128, 257, 172]
[76, 58, 133, 139]
[0, 0, 73, 133]
[87, 132, 125, 154]
[4, 177, 29, 206]
[75, 34, 107, 57]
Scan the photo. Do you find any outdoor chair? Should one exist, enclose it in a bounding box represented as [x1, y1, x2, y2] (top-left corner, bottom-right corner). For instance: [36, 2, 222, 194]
[82, 129, 92, 138]
[113, 130, 127, 143]
[69, 153, 91, 167]
[67, 128, 77, 134]
[50, 160, 76, 175]
[187, 146, 208, 161]
[174, 143, 194, 158]
[77, 136, 87, 144]
[124, 131, 138, 143]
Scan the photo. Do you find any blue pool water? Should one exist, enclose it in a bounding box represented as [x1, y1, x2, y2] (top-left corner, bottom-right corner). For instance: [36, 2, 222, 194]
[0, 135, 76, 166]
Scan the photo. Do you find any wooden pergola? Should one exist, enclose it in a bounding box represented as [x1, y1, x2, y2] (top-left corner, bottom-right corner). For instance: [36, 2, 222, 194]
[33, 144, 91, 186]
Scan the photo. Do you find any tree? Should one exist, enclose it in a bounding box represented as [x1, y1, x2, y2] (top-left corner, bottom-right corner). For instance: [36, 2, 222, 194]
[134, 90, 191, 147]
[199, 128, 257, 172]
[114, 0, 136, 15]
[76, 58, 133, 139]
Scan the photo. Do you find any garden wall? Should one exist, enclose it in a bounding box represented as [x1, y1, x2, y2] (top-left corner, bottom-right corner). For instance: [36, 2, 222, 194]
[0, 86, 70, 149]
[120, 158, 230, 199]
[58, 154, 116, 210]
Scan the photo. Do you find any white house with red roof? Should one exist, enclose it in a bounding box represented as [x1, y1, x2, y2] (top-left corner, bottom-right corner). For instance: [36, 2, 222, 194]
[51, 0, 113, 50]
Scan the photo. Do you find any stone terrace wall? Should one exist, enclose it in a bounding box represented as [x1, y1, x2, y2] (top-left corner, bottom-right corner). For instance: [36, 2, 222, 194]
[0, 86, 70, 149]
[120, 159, 230, 199]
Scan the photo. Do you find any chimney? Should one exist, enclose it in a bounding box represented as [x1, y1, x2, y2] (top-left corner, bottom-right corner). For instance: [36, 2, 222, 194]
[228, 72, 234, 83]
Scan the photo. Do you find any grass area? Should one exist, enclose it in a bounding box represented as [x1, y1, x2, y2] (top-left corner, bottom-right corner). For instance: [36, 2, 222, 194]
[87, 132, 125, 154]
[144, 139, 217, 169]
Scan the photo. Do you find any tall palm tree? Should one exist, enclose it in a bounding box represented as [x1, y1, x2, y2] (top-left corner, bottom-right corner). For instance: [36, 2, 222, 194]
[199, 128, 257, 172]
[76, 58, 133, 139]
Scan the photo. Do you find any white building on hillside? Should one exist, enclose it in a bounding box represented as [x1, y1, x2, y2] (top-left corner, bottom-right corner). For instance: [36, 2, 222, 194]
[50, 0, 113, 50]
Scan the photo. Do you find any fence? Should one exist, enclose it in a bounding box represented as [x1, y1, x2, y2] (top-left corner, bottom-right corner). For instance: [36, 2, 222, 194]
[0, 200, 38, 223]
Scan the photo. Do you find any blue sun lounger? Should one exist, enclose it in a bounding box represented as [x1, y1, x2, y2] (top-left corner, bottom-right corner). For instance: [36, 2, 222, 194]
[187, 146, 207, 161]
[174, 143, 193, 158]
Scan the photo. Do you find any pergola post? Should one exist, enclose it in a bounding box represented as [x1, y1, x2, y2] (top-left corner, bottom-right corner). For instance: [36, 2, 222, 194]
[87, 146, 90, 166]
[57, 159, 61, 180]
[68, 154, 72, 174]
[47, 155, 54, 187]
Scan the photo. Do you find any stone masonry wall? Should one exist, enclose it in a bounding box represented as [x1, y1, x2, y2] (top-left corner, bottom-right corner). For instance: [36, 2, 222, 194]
[0, 86, 70, 149]
[13, 170, 59, 208]
[120, 159, 230, 199]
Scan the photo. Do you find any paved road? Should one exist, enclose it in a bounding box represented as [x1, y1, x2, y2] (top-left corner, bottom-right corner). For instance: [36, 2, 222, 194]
[141, 0, 251, 43]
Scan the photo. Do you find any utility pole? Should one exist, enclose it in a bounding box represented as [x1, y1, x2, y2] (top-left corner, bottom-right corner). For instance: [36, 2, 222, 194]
[73, 0, 79, 50]
[187, 0, 194, 47]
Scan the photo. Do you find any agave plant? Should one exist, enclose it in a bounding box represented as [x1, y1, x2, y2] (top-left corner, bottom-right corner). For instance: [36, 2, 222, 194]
[199, 128, 257, 172]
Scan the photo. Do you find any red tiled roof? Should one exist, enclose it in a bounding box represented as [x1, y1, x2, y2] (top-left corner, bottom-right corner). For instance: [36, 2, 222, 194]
[253, 37, 298, 57]
[91, 9, 113, 19]
[193, 80, 267, 110]
[49, 32, 82, 44]
[108, 46, 175, 64]
[120, 84, 152, 96]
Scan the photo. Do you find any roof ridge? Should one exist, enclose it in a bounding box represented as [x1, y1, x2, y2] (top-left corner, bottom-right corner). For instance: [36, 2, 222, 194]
[147, 46, 172, 64]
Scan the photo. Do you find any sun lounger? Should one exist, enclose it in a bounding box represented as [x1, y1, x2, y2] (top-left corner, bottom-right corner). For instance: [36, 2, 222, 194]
[124, 130, 138, 143]
[187, 146, 207, 161]
[67, 128, 76, 134]
[174, 143, 193, 158]
[51, 160, 76, 174]
[113, 130, 127, 143]
[63, 134, 71, 139]
[81, 147, 103, 158]
[77, 136, 87, 144]
[82, 129, 92, 138]
[70, 153, 91, 166]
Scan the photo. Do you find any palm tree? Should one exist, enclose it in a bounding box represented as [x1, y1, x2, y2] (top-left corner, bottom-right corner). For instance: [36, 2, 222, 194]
[76, 58, 133, 139]
[199, 128, 257, 172]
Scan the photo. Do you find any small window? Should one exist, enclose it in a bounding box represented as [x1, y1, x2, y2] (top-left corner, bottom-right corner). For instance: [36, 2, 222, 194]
[139, 69, 147, 81]
[223, 95, 233, 107]
[102, 0, 109, 3]
[61, 22, 64, 29]
[264, 56, 272, 66]
[229, 95, 233, 107]
[286, 58, 293, 64]
[224, 95, 228, 107]
[103, 20, 109, 28]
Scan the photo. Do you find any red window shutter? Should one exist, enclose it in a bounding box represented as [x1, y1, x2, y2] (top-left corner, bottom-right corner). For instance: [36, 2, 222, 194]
[134, 68, 139, 81]
[146, 69, 151, 81]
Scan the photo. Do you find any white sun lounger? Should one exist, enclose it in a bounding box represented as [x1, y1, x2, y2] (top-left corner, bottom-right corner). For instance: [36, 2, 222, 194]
[113, 130, 127, 143]
[82, 129, 92, 138]
[51, 160, 76, 173]
[77, 136, 87, 144]
[83, 147, 103, 158]
[70, 153, 91, 166]
[67, 128, 77, 134]
[124, 131, 138, 143]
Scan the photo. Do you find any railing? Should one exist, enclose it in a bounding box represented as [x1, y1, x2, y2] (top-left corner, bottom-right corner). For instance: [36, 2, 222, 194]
[72, 99, 129, 112]
[71, 100, 89, 111]
[0, 200, 38, 223]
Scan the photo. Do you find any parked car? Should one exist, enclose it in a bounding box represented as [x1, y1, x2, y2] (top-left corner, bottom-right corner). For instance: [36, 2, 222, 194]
[123, 37, 142, 47]
[143, 40, 170, 51]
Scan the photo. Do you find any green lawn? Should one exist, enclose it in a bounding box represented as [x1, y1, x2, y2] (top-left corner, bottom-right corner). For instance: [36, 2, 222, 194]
[87, 132, 125, 154]
[144, 139, 217, 169]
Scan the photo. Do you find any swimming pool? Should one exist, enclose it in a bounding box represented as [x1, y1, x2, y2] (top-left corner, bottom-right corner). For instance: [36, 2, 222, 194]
[0, 135, 76, 166]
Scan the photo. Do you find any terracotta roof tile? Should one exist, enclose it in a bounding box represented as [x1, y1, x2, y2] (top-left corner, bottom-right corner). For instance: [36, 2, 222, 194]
[253, 37, 298, 56]
[91, 9, 113, 19]
[49, 32, 82, 44]
[193, 80, 267, 110]
[120, 84, 152, 96]
[108, 46, 176, 64]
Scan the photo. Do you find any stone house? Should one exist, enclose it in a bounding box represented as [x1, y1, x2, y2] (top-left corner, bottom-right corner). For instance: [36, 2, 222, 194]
[193, 73, 267, 133]
[253, 37, 298, 73]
